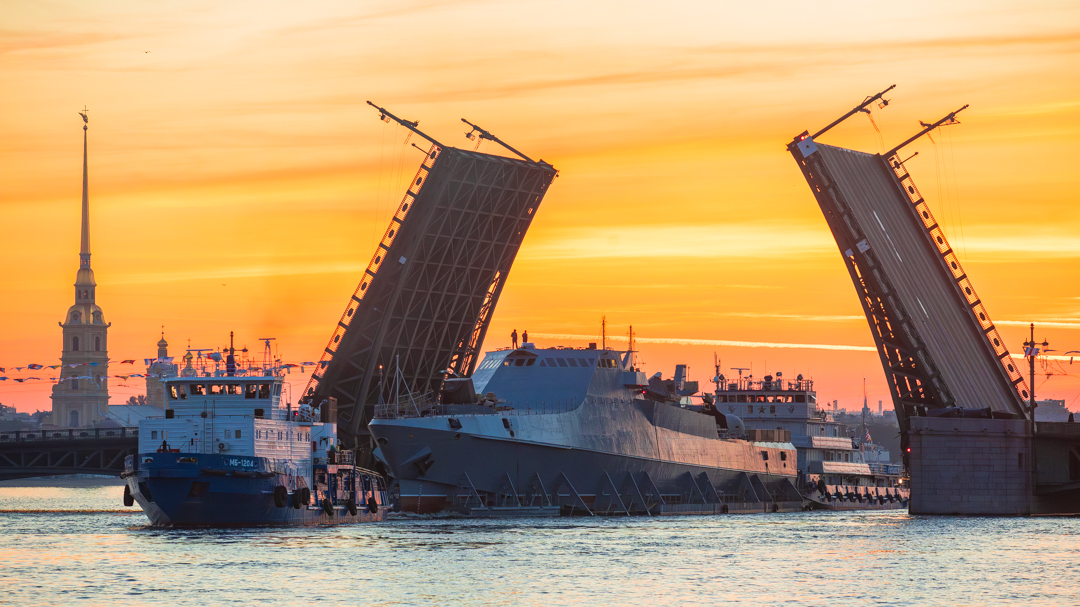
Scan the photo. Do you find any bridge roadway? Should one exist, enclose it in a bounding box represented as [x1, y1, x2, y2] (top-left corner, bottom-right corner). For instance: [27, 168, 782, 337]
[0, 427, 138, 481]
[814, 144, 1019, 413]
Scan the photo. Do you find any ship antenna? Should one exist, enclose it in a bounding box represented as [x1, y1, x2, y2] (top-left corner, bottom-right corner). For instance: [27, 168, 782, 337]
[601, 315, 606, 350]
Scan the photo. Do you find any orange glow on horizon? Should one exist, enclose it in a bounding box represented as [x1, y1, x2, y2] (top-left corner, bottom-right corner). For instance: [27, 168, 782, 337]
[2, 1, 1080, 414]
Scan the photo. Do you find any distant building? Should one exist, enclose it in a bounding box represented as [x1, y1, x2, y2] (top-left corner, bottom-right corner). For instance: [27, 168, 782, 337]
[51, 114, 110, 428]
[144, 333, 179, 408]
[1035, 399, 1072, 423]
[107, 404, 163, 426]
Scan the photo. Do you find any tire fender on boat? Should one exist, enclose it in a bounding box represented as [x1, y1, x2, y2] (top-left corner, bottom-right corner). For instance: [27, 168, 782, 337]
[322, 498, 334, 516]
[300, 487, 311, 506]
[123, 484, 135, 507]
[347, 498, 358, 516]
[367, 496, 379, 514]
[273, 485, 288, 508]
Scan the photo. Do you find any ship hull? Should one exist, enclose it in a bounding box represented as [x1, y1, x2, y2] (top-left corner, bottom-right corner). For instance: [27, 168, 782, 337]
[125, 453, 387, 526]
[371, 400, 801, 515]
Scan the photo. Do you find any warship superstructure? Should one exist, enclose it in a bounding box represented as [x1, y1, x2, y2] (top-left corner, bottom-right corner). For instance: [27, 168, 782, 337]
[370, 343, 802, 515]
[124, 339, 388, 526]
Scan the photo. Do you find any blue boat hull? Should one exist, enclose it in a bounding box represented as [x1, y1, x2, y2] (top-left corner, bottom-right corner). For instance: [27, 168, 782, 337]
[126, 453, 387, 527]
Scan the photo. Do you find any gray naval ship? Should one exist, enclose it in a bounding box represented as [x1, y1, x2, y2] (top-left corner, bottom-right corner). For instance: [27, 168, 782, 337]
[369, 343, 802, 515]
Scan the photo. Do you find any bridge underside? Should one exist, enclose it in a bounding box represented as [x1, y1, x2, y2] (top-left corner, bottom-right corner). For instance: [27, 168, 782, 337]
[303, 145, 557, 455]
[789, 136, 1028, 463]
[0, 436, 135, 481]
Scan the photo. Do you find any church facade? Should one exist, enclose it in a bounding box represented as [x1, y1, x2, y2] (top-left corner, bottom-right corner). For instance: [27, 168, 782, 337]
[51, 113, 110, 427]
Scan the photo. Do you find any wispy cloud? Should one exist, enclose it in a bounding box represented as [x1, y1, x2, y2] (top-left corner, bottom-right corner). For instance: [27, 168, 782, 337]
[723, 312, 864, 322]
[531, 332, 875, 352]
[522, 223, 834, 260]
[104, 262, 366, 285]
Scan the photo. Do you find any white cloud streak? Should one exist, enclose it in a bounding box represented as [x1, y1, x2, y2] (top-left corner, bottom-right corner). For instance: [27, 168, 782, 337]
[530, 332, 876, 352]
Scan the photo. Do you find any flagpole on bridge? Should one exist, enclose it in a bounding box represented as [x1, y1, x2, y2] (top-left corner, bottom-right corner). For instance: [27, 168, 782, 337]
[1023, 323, 1048, 418]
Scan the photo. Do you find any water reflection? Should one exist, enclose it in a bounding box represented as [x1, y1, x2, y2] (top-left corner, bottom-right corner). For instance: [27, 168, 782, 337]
[0, 486, 1077, 606]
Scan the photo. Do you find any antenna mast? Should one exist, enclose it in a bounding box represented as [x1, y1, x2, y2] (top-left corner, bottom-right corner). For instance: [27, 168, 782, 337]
[461, 118, 534, 163]
[366, 101, 444, 149]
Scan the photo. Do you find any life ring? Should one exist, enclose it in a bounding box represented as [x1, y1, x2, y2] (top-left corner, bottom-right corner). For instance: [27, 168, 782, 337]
[273, 485, 288, 508]
[367, 496, 379, 514]
[347, 497, 358, 516]
[123, 484, 135, 507]
[322, 498, 335, 516]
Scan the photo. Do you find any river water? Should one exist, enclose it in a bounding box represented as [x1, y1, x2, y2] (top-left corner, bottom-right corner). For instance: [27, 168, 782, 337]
[1, 484, 1077, 606]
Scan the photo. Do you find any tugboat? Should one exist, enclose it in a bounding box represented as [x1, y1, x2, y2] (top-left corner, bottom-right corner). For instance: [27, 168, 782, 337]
[123, 336, 389, 526]
[369, 341, 802, 516]
[719, 368, 909, 510]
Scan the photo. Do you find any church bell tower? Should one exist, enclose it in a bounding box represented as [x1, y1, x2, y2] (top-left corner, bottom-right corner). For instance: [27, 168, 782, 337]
[51, 111, 111, 427]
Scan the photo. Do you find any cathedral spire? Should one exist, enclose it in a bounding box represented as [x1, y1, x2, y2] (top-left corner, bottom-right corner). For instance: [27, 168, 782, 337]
[74, 109, 96, 304]
[79, 109, 90, 268]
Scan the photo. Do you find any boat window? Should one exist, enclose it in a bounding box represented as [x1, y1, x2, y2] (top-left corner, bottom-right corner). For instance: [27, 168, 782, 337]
[177, 385, 187, 400]
[736, 395, 747, 403]
[259, 384, 270, 398]
[795, 395, 806, 403]
[503, 360, 512, 366]
[210, 384, 224, 395]
[151, 430, 158, 439]
[273, 384, 281, 396]
[526, 359, 536, 366]
[770, 405, 776, 414]
[169, 385, 178, 399]
[235, 430, 241, 439]
[514, 358, 525, 366]
[278, 431, 283, 440]
[578, 358, 589, 367]
[556, 358, 568, 367]
[717, 395, 727, 403]
[190, 384, 205, 396]
[538, 359, 547, 367]
[226, 384, 240, 395]
[567, 358, 579, 367]
[245, 384, 257, 399]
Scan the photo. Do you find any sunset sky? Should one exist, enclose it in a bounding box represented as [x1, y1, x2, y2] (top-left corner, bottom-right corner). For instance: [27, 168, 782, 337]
[2, 0, 1079, 415]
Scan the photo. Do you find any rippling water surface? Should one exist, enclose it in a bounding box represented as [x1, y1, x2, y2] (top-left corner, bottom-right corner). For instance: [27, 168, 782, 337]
[1, 483, 1077, 606]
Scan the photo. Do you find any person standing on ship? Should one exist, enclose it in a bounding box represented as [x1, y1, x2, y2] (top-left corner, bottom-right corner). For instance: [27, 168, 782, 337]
[522, 330, 528, 344]
[511, 329, 518, 349]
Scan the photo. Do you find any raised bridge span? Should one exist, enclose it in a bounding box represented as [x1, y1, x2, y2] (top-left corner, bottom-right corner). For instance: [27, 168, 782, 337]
[787, 90, 1029, 463]
[300, 104, 557, 462]
[788, 88, 1080, 515]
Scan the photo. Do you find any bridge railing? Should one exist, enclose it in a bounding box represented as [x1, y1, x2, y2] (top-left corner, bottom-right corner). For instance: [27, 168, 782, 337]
[0, 427, 139, 443]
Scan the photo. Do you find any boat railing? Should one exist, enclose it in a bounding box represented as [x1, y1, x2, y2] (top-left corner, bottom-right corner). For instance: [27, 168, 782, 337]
[0, 427, 139, 442]
[717, 378, 814, 392]
[375, 397, 590, 419]
[374, 392, 440, 419]
[868, 462, 903, 476]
